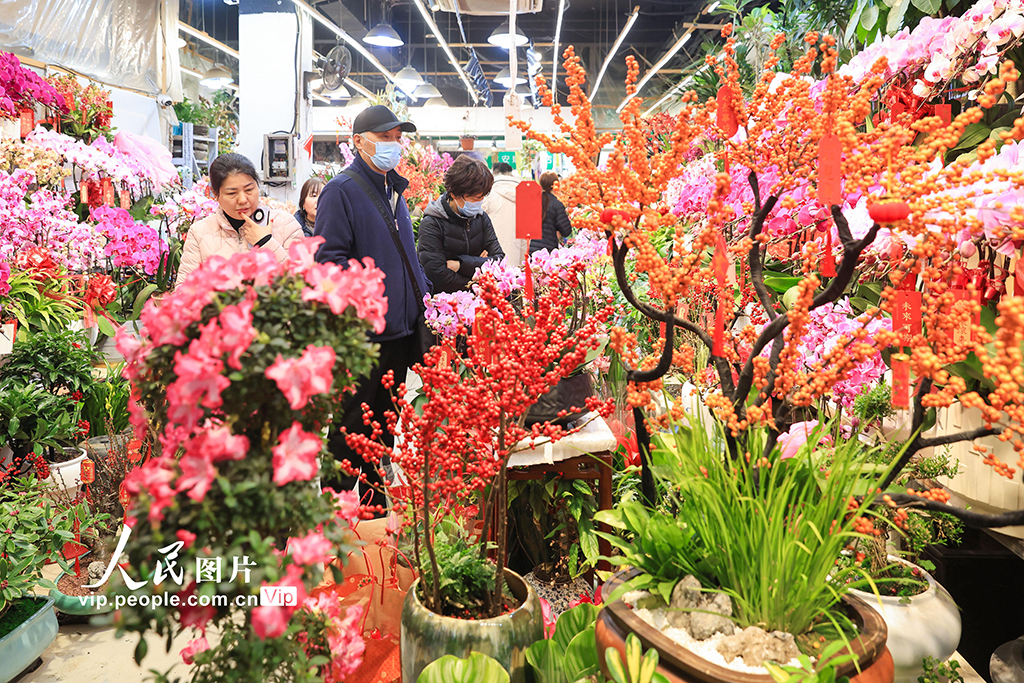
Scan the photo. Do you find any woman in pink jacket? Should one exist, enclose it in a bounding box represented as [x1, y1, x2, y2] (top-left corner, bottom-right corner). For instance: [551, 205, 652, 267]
[175, 153, 304, 287]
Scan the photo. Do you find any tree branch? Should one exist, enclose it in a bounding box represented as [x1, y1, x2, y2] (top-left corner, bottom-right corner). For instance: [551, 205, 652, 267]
[749, 170, 762, 215]
[628, 319, 675, 384]
[747, 195, 781, 323]
[917, 427, 998, 450]
[881, 493, 1024, 528]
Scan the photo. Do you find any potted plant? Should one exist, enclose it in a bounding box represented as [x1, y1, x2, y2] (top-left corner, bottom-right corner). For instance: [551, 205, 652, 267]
[345, 262, 614, 683]
[46, 74, 114, 143]
[107, 237, 383, 679]
[0, 476, 78, 681]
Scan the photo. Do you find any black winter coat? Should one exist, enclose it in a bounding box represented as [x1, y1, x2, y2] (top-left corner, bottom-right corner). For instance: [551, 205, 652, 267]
[417, 194, 505, 294]
[529, 193, 574, 253]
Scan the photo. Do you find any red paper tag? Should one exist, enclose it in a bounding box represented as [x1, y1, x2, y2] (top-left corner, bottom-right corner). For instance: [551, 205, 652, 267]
[472, 313, 493, 364]
[712, 234, 729, 356]
[524, 253, 534, 302]
[893, 291, 922, 346]
[716, 85, 739, 138]
[892, 358, 910, 408]
[80, 458, 95, 484]
[933, 104, 951, 126]
[101, 177, 114, 206]
[817, 133, 842, 206]
[948, 290, 979, 345]
[822, 227, 836, 277]
[19, 107, 34, 138]
[516, 181, 543, 240]
[120, 191, 130, 210]
[80, 180, 89, 205]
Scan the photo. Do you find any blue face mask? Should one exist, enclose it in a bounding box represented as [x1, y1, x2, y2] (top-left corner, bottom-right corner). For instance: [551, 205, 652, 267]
[366, 139, 402, 172]
[457, 199, 484, 218]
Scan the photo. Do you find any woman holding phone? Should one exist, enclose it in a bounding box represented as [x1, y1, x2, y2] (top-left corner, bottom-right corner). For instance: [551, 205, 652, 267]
[175, 153, 304, 287]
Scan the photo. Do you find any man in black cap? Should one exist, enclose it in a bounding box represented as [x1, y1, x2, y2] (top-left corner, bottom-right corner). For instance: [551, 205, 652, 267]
[314, 105, 431, 510]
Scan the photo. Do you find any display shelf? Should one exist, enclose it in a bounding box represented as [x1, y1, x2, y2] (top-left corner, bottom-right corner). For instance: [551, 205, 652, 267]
[170, 122, 219, 188]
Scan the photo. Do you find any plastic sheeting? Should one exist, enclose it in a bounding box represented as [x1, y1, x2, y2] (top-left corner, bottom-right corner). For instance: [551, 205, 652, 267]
[0, 0, 182, 98]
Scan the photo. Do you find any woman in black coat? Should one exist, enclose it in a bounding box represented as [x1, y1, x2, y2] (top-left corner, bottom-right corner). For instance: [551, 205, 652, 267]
[417, 155, 505, 294]
[529, 171, 574, 254]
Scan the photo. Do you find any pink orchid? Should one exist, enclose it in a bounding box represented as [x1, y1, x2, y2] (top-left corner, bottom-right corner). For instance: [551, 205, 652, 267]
[777, 420, 829, 459]
[265, 344, 336, 410]
[272, 422, 323, 485]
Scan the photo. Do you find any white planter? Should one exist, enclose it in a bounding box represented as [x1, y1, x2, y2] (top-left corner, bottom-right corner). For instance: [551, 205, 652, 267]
[44, 449, 88, 499]
[0, 322, 14, 355]
[849, 558, 961, 683]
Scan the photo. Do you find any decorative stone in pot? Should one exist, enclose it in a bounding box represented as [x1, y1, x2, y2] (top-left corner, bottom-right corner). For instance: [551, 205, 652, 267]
[595, 569, 895, 683]
[848, 557, 960, 683]
[0, 596, 59, 682]
[400, 569, 544, 683]
[49, 558, 119, 616]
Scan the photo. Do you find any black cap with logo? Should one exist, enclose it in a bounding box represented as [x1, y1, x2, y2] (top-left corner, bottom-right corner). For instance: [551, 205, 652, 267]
[353, 105, 417, 134]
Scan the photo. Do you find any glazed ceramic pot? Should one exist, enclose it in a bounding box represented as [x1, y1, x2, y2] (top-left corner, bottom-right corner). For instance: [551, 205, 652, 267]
[0, 596, 59, 683]
[849, 558, 960, 683]
[49, 563, 118, 616]
[400, 569, 544, 683]
[595, 570, 894, 683]
[44, 449, 88, 500]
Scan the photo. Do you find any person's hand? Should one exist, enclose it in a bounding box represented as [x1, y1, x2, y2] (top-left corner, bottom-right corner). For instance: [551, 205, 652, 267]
[480, 250, 488, 257]
[240, 214, 272, 246]
[447, 260, 460, 272]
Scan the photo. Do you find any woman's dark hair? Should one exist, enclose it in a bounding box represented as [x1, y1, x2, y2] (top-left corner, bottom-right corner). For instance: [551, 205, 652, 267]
[539, 171, 559, 193]
[492, 162, 514, 175]
[445, 155, 494, 198]
[209, 153, 259, 194]
[299, 177, 325, 215]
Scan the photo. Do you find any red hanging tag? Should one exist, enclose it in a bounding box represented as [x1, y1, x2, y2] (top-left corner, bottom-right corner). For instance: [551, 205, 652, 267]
[607, 235, 614, 256]
[80, 458, 95, 484]
[516, 181, 544, 240]
[933, 104, 952, 126]
[948, 289, 979, 345]
[892, 355, 910, 408]
[19, 106, 34, 138]
[893, 290, 922, 346]
[80, 180, 89, 205]
[101, 177, 114, 206]
[716, 85, 739, 138]
[817, 133, 842, 207]
[712, 234, 729, 356]
[119, 190, 130, 210]
[822, 227, 836, 277]
[472, 313, 494, 364]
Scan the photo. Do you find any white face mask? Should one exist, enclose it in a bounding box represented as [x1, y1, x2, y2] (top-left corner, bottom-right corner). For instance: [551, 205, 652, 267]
[363, 138, 402, 171]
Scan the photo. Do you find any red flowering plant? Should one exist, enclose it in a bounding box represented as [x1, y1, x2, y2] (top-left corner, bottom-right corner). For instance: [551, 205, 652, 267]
[343, 267, 614, 619]
[106, 236, 384, 680]
[46, 74, 113, 142]
[396, 140, 453, 215]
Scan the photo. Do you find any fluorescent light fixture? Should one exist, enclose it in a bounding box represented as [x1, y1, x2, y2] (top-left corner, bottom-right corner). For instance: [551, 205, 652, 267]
[408, 0, 480, 104]
[200, 64, 233, 88]
[589, 5, 640, 102]
[616, 29, 693, 113]
[551, 0, 566, 97]
[289, 0, 395, 84]
[414, 82, 442, 98]
[705, 1, 721, 12]
[488, 20, 529, 49]
[346, 95, 371, 110]
[395, 66, 425, 96]
[494, 67, 527, 89]
[179, 24, 239, 58]
[423, 96, 449, 109]
[363, 23, 404, 47]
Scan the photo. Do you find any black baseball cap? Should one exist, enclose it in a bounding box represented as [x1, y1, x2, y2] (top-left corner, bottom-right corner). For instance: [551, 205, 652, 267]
[353, 105, 417, 134]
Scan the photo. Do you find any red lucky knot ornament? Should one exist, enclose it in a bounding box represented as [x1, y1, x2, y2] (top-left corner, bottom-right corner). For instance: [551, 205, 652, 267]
[867, 195, 911, 224]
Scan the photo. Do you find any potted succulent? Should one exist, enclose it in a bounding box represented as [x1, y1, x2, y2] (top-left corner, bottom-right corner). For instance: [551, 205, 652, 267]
[0, 476, 78, 681]
[344, 264, 614, 683]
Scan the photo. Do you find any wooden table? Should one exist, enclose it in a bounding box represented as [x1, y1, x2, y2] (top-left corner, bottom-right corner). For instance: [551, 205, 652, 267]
[506, 415, 618, 583]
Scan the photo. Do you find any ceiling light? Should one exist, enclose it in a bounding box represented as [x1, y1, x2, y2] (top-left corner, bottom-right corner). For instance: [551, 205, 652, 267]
[590, 5, 640, 102]
[494, 67, 527, 89]
[363, 23, 404, 47]
[414, 82, 442, 98]
[551, 0, 567, 95]
[487, 21, 529, 49]
[346, 95, 371, 110]
[409, 0, 480, 104]
[515, 82, 532, 95]
[424, 96, 449, 109]
[174, 36, 187, 49]
[617, 30, 693, 112]
[290, 0, 395, 84]
[395, 66, 425, 96]
[200, 64, 233, 89]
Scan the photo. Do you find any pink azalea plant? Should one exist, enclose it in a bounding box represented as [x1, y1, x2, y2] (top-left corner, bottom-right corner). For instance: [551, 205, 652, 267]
[108, 237, 387, 680]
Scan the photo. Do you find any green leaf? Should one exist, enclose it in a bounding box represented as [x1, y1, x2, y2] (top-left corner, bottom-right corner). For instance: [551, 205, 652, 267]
[96, 316, 118, 339]
[860, 3, 879, 30]
[847, 0, 868, 41]
[525, 639, 566, 683]
[416, 653, 509, 683]
[564, 624, 600, 681]
[553, 603, 599, 653]
[911, 0, 940, 13]
[886, 0, 909, 32]
[134, 637, 148, 665]
[132, 284, 159, 320]
[951, 123, 992, 151]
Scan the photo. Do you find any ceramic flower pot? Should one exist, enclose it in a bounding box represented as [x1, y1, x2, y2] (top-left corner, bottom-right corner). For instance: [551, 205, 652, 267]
[44, 449, 88, 500]
[849, 558, 960, 683]
[595, 569, 894, 683]
[400, 569, 544, 683]
[48, 557, 119, 616]
[0, 596, 59, 682]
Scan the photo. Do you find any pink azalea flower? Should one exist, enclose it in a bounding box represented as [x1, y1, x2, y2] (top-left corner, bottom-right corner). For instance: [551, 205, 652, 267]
[176, 529, 197, 550]
[172, 349, 230, 409]
[324, 488, 362, 524]
[325, 604, 366, 679]
[253, 565, 309, 639]
[265, 345, 336, 410]
[288, 530, 334, 565]
[123, 456, 178, 522]
[288, 235, 325, 273]
[178, 582, 218, 632]
[777, 420, 829, 459]
[539, 597, 555, 638]
[272, 422, 323, 485]
[180, 636, 210, 665]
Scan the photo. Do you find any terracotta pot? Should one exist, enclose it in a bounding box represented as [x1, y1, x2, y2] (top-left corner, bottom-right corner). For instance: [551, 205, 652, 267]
[595, 570, 894, 683]
[460, 137, 475, 151]
[848, 557, 960, 683]
[400, 569, 543, 683]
